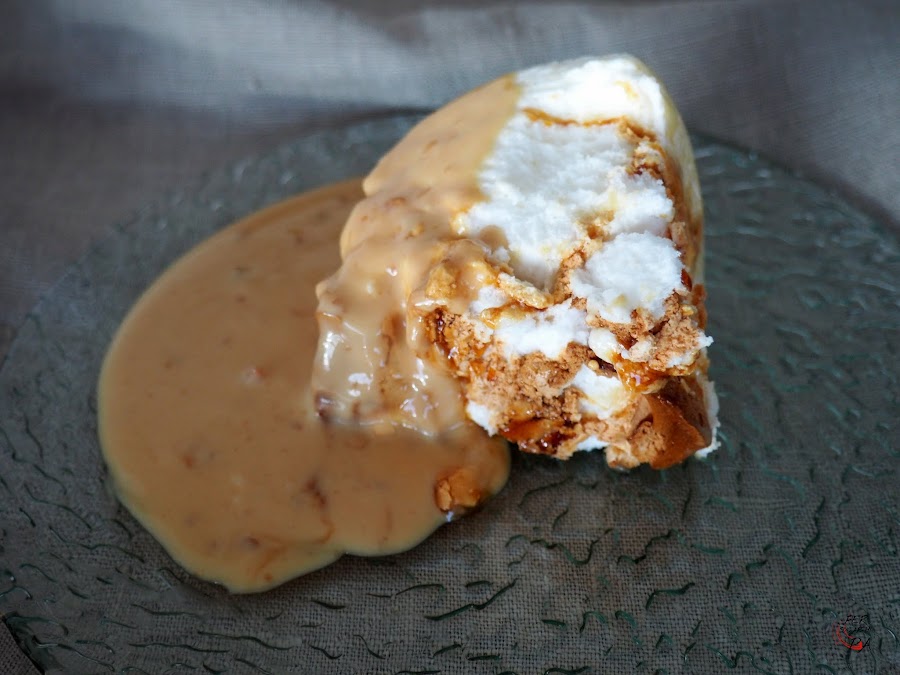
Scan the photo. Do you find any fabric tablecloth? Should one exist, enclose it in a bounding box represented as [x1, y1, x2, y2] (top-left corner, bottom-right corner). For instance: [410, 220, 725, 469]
[1, 1, 897, 672]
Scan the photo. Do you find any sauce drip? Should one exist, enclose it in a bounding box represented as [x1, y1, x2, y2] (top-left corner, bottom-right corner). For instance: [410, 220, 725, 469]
[312, 75, 521, 432]
[98, 181, 510, 593]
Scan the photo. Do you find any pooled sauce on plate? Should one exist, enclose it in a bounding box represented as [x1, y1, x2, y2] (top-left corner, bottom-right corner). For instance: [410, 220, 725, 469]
[99, 76, 521, 592]
[98, 182, 510, 593]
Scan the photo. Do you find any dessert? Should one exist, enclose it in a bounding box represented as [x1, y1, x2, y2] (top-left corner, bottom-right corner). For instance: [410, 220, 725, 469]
[314, 55, 718, 470]
[98, 53, 717, 592]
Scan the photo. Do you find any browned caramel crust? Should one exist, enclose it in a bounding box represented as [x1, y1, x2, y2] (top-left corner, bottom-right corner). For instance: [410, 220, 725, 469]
[641, 376, 712, 468]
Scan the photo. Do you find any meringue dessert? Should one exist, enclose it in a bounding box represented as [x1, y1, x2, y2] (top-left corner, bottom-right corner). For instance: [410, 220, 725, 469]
[99, 53, 717, 593]
[314, 54, 718, 470]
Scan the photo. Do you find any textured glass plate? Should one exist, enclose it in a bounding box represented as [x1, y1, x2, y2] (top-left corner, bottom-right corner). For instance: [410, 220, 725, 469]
[1, 115, 899, 674]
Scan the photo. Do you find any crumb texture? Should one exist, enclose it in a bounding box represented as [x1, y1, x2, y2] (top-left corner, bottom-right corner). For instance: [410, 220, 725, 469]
[421, 55, 718, 467]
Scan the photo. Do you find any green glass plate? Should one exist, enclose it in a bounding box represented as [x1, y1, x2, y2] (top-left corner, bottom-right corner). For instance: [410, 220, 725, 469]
[1, 115, 898, 673]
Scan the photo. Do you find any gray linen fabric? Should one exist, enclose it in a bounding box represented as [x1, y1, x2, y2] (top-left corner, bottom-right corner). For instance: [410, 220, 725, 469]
[2, 0, 898, 360]
[1, 1, 897, 672]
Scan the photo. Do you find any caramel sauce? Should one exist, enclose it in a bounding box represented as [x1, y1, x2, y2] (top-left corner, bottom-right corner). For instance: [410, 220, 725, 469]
[98, 181, 510, 593]
[312, 75, 521, 433]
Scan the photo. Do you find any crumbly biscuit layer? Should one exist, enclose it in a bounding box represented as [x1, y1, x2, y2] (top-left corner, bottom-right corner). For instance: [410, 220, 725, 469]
[417, 56, 719, 466]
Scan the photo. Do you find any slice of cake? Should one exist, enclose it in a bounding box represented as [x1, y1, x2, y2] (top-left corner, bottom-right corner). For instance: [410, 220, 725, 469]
[314, 55, 718, 469]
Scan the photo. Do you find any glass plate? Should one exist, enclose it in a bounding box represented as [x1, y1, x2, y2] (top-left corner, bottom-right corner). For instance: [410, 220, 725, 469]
[1, 115, 898, 674]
